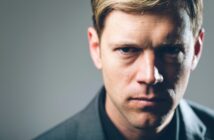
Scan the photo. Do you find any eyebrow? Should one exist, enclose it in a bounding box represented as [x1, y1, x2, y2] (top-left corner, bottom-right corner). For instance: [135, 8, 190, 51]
[160, 39, 183, 46]
[107, 32, 183, 49]
[108, 40, 151, 49]
[108, 40, 184, 50]
[110, 43, 142, 48]
[158, 43, 184, 49]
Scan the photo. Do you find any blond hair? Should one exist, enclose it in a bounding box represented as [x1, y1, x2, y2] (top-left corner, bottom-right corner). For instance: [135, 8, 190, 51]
[90, 0, 203, 37]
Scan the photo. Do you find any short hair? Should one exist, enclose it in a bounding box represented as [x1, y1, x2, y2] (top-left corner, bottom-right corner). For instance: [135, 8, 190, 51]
[90, 0, 203, 38]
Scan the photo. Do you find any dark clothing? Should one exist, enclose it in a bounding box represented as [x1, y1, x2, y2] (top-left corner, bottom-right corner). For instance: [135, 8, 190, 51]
[34, 87, 214, 140]
[98, 88, 126, 140]
[99, 88, 179, 140]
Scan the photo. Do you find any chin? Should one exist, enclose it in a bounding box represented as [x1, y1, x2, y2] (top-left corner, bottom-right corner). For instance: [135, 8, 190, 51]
[129, 112, 164, 130]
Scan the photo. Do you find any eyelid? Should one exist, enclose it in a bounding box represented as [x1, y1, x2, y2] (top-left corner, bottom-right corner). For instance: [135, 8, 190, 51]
[157, 44, 184, 54]
[117, 47, 142, 55]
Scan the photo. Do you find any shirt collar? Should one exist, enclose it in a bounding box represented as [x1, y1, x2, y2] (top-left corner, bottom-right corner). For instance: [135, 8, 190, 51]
[99, 88, 126, 140]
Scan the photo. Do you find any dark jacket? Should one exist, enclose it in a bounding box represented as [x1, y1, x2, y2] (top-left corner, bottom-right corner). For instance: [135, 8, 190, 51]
[34, 89, 214, 140]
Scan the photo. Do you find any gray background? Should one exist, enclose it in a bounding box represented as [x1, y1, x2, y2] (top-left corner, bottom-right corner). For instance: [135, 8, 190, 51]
[0, 0, 213, 140]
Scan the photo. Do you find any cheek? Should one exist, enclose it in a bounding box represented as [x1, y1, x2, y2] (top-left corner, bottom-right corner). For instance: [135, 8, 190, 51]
[173, 67, 191, 107]
[160, 63, 181, 88]
[101, 56, 136, 99]
[101, 50, 132, 84]
[164, 60, 192, 105]
[102, 62, 132, 90]
[161, 48, 193, 88]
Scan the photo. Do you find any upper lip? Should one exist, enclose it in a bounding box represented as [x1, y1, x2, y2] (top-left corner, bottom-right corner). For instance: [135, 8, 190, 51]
[129, 97, 166, 102]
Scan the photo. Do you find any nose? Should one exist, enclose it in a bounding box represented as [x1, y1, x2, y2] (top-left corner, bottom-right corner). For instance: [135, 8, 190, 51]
[136, 49, 163, 85]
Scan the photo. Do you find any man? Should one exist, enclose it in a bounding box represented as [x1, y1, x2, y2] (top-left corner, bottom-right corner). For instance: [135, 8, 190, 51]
[35, 0, 214, 140]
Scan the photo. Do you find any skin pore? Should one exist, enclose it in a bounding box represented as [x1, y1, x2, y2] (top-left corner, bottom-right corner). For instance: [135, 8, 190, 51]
[88, 9, 204, 140]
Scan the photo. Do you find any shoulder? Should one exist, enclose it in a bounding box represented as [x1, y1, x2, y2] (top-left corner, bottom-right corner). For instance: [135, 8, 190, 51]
[186, 100, 214, 129]
[33, 109, 83, 140]
[33, 91, 105, 140]
[33, 96, 100, 140]
[183, 100, 214, 139]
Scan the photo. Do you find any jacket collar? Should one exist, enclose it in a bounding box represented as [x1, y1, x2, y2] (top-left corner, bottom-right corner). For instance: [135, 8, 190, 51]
[179, 99, 207, 140]
[76, 88, 208, 140]
[76, 88, 106, 140]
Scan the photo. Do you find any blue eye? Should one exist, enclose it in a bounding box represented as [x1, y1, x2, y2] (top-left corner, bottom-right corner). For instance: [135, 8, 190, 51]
[158, 44, 184, 56]
[119, 47, 141, 54]
[156, 44, 185, 63]
[163, 47, 181, 55]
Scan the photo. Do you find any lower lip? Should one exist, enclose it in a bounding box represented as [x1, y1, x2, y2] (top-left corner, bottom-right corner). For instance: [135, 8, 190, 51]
[129, 99, 164, 108]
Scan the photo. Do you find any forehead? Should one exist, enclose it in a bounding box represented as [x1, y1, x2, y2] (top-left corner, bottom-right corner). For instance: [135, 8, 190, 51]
[101, 10, 191, 46]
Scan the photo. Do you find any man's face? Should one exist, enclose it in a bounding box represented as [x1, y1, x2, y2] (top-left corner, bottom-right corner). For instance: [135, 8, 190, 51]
[88, 10, 203, 131]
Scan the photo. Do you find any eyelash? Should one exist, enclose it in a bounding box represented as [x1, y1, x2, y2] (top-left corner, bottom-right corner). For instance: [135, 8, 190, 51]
[116, 45, 184, 59]
[118, 47, 141, 54]
[159, 47, 182, 55]
[158, 45, 184, 56]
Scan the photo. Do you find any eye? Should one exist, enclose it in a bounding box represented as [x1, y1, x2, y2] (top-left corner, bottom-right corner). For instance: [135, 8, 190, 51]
[163, 47, 181, 55]
[159, 44, 184, 56]
[118, 47, 141, 55]
[157, 44, 185, 63]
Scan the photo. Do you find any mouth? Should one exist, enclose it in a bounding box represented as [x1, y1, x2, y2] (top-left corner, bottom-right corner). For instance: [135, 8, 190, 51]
[128, 97, 167, 109]
[130, 97, 165, 102]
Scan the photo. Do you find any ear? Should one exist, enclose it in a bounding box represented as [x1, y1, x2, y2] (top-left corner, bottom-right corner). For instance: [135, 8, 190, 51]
[191, 28, 205, 70]
[88, 27, 102, 69]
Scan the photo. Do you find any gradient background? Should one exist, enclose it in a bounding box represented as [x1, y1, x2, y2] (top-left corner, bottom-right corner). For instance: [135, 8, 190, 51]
[0, 0, 213, 140]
